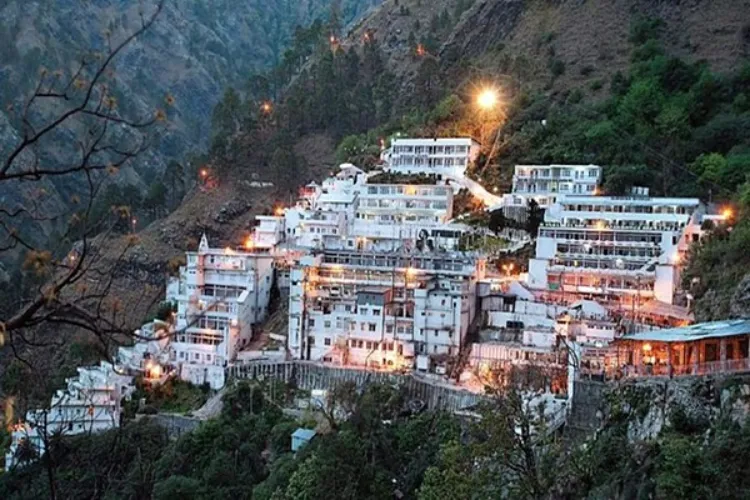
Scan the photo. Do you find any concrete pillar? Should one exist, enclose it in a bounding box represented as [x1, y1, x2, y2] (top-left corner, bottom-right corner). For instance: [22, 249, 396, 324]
[634, 343, 643, 375]
[692, 343, 699, 375]
[667, 343, 672, 378]
[720, 338, 727, 371]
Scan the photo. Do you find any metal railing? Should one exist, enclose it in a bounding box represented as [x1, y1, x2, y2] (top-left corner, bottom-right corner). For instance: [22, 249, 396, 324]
[622, 358, 750, 378]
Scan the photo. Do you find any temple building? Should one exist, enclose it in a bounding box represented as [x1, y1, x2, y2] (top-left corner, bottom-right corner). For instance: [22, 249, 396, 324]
[615, 319, 750, 377]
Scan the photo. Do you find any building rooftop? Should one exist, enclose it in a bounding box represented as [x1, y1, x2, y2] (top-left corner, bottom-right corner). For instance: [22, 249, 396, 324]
[391, 137, 477, 146]
[621, 319, 750, 343]
[317, 191, 356, 204]
[292, 428, 317, 441]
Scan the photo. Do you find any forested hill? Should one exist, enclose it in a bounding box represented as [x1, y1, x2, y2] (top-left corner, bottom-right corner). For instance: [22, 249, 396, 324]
[0, 0, 380, 194]
[0, 0, 380, 274]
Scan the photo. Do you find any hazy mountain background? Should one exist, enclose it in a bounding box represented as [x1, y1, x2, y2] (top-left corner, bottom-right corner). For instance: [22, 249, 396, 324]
[0, 0, 380, 266]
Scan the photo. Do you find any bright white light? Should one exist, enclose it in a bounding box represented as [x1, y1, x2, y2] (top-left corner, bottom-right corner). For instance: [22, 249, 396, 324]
[477, 89, 499, 110]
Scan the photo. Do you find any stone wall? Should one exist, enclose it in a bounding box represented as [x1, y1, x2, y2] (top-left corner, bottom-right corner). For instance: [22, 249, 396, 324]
[567, 379, 607, 440]
[140, 414, 201, 439]
[228, 362, 485, 413]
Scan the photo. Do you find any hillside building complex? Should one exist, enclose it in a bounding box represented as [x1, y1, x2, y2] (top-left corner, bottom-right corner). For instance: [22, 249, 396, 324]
[166, 234, 274, 388]
[527, 189, 704, 307]
[280, 165, 470, 253]
[288, 249, 486, 370]
[5, 362, 133, 470]
[382, 137, 481, 177]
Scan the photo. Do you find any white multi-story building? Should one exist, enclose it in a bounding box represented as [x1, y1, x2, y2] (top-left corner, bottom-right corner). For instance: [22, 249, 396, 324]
[527, 190, 704, 306]
[252, 215, 285, 250]
[288, 249, 486, 371]
[350, 182, 459, 251]
[5, 362, 133, 470]
[501, 165, 603, 218]
[116, 319, 172, 378]
[166, 234, 274, 388]
[383, 137, 480, 177]
[276, 164, 470, 254]
[285, 208, 350, 249]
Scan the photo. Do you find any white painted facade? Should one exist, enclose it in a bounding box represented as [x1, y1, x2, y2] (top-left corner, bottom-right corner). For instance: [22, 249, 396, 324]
[5, 362, 133, 470]
[500, 164, 603, 219]
[116, 320, 172, 375]
[166, 235, 274, 388]
[253, 215, 285, 250]
[382, 137, 480, 177]
[527, 192, 704, 306]
[277, 165, 469, 254]
[288, 250, 486, 370]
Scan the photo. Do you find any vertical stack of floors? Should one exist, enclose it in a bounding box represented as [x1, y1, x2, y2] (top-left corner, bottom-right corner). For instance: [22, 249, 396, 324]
[288, 249, 485, 370]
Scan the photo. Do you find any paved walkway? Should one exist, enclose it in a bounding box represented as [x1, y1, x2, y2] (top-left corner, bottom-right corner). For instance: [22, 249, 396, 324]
[443, 173, 503, 208]
[192, 388, 225, 420]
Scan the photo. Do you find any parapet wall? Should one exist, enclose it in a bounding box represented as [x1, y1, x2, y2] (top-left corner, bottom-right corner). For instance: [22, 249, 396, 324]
[228, 362, 485, 412]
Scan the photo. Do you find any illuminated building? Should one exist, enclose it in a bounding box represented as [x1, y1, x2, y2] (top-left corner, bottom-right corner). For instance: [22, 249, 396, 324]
[288, 249, 486, 370]
[500, 164, 602, 219]
[166, 234, 274, 388]
[5, 362, 133, 469]
[527, 188, 707, 308]
[381, 137, 480, 177]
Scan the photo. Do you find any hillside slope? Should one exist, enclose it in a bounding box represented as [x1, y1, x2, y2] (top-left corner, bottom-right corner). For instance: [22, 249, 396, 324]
[341, 0, 750, 100]
[49, 0, 750, 330]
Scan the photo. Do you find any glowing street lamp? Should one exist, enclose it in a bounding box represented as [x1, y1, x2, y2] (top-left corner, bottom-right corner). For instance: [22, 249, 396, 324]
[501, 262, 515, 277]
[260, 101, 273, 115]
[476, 88, 499, 111]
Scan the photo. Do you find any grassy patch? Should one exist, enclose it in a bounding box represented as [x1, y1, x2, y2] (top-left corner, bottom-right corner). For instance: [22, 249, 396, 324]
[131, 377, 210, 416]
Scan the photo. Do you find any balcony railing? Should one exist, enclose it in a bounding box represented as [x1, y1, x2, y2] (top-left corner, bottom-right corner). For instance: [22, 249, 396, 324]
[622, 359, 750, 378]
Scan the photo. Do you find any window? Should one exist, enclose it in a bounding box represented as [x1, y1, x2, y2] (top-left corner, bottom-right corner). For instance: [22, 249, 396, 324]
[308, 319, 315, 327]
[194, 353, 200, 360]
[324, 320, 331, 328]
[369, 323, 377, 332]
[324, 338, 331, 346]
[372, 308, 381, 315]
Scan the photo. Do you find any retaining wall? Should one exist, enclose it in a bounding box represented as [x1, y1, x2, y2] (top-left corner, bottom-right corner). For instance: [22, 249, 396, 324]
[228, 362, 485, 412]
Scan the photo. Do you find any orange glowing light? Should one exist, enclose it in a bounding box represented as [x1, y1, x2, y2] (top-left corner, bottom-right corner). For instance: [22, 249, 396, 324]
[200, 168, 208, 178]
[642, 343, 652, 352]
[244, 237, 255, 250]
[330, 35, 337, 44]
[274, 206, 284, 216]
[722, 207, 734, 220]
[261, 102, 272, 114]
[416, 44, 425, 57]
[476, 88, 499, 111]
[595, 221, 606, 230]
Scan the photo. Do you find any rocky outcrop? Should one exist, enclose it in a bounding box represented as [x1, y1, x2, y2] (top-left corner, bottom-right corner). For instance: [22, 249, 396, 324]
[586, 375, 750, 443]
[730, 274, 750, 319]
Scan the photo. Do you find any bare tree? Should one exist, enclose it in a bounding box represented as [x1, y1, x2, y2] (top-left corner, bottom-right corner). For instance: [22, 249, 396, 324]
[0, 1, 168, 358]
